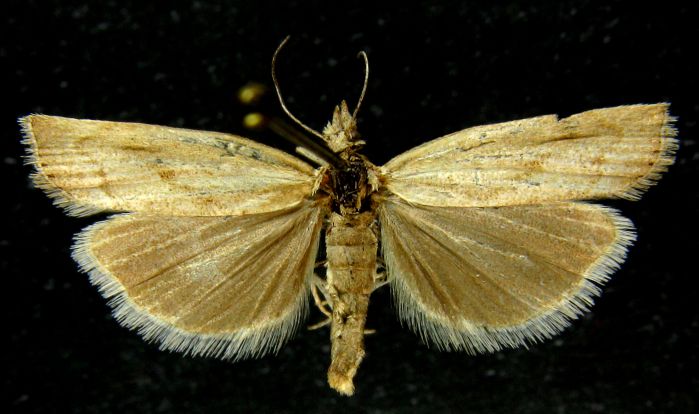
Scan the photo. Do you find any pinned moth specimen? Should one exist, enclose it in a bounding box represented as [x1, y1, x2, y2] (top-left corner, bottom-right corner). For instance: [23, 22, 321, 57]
[20, 38, 677, 396]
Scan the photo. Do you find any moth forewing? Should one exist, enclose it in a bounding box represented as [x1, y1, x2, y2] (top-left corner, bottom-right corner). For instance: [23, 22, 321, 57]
[20, 114, 319, 217]
[381, 104, 677, 208]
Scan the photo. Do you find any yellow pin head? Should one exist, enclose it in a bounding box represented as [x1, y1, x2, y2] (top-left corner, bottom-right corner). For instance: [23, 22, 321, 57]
[237, 83, 267, 106]
[243, 112, 266, 130]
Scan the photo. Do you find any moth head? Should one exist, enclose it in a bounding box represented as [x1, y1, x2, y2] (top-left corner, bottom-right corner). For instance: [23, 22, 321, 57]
[322, 100, 366, 153]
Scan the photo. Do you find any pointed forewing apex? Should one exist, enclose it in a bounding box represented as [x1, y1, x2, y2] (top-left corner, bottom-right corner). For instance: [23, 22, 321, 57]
[382, 104, 677, 207]
[21, 115, 317, 216]
[72, 201, 327, 360]
[378, 197, 634, 353]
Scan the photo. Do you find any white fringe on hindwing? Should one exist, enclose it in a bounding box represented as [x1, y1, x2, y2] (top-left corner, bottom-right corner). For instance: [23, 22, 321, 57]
[382, 204, 636, 354]
[71, 216, 314, 361]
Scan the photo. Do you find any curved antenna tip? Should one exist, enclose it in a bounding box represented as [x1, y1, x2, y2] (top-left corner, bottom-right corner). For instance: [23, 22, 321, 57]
[353, 51, 369, 120]
[278, 35, 291, 49]
[271, 36, 324, 140]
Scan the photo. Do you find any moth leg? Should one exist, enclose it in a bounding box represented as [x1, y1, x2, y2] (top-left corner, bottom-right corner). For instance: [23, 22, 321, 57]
[311, 272, 330, 298]
[308, 317, 332, 330]
[308, 275, 333, 330]
[364, 268, 387, 333]
[311, 281, 333, 317]
[311, 166, 330, 195]
[372, 270, 388, 292]
[374, 256, 387, 282]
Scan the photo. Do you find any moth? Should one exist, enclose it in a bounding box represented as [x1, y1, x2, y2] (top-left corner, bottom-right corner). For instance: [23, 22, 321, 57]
[20, 38, 677, 396]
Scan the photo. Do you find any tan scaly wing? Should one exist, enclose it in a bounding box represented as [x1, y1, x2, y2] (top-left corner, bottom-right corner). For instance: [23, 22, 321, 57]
[378, 198, 634, 353]
[20, 115, 318, 216]
[72, 200, 326, 360]
[381, 104, 677, 207]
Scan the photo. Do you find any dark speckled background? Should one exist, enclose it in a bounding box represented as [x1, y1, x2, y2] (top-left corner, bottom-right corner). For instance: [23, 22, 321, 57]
[3, 1, 697, 413]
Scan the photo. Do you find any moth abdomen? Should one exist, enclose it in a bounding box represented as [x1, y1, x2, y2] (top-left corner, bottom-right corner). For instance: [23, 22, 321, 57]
[324, 211, 378, 395]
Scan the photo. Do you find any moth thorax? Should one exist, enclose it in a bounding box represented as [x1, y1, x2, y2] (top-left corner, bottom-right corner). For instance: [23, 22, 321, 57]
[329, 154, 371, 214]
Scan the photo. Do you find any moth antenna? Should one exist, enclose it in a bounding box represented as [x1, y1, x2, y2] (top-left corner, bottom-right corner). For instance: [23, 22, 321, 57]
[352, 51, 369, 121]
[272, 36, 325, 140]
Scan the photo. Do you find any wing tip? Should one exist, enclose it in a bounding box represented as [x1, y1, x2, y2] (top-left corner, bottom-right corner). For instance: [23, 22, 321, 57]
[615, 103, 679, 201]
[19, 114, 105, 217]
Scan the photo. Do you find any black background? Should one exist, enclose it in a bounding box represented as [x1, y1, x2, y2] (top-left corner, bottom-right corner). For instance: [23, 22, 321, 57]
[3, 1, 697, 413]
